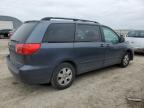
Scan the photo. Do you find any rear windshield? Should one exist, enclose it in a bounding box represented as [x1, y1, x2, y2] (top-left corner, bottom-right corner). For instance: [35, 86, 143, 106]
[127, 31, 144, 38]
[11, 22, 37, 42]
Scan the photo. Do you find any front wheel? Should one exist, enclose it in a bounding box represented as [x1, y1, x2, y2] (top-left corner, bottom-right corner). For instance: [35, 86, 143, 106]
[120, 53, 130, 67]
[51, 63, 75, 90]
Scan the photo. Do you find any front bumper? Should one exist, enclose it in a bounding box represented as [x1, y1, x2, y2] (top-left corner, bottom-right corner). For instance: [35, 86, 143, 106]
[134, 48, 144, 53]
[6, 55, 53, 84]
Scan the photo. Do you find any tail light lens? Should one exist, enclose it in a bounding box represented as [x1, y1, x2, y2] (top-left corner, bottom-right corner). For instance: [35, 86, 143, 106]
[15, 43, 41, 55]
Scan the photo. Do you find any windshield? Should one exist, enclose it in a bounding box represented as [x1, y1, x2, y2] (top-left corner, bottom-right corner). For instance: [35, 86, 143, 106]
[127, 31, 144, 38]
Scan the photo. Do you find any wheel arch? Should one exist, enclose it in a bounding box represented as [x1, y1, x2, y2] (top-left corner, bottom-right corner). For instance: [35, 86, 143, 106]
[126, 49, 134, 60]
[59, 60, 78, 74]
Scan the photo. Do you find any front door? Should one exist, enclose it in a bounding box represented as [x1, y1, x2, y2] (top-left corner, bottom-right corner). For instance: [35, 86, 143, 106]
[102, 26, 124, 66]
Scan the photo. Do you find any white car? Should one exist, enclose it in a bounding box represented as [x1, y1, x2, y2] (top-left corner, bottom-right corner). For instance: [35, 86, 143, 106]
[125, 30, 144, 53]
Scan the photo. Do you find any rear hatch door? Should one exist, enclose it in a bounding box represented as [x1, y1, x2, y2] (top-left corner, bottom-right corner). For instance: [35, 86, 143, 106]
[8, 22, 38, 67]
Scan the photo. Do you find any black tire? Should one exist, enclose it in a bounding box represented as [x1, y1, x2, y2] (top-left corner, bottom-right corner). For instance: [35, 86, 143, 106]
[120, 52, 130, 68]
[51, 63, 75, 90]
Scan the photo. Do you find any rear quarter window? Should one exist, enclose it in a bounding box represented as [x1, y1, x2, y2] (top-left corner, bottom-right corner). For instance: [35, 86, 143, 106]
[43, 23, 75, 42]
[11, 22, 37, 42]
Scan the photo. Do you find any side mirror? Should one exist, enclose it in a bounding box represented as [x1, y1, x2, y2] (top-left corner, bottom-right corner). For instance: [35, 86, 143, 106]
[119, 36, 125, 43]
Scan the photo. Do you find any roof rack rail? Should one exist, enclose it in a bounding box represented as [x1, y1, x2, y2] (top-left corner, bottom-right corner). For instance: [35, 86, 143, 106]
[41, 17, 99, 23]
[24, 20, 39, 23]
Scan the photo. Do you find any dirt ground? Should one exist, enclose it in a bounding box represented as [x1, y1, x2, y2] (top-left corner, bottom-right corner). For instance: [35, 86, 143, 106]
[0, 39, 144, 108]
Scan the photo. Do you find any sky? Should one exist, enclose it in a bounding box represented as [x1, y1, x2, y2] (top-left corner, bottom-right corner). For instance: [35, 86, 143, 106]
[0, 0, 144, 29]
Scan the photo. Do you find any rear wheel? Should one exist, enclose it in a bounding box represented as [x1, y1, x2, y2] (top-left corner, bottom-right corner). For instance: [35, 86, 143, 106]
[51, 63, 75, 90]
[120, 53, 130, 67]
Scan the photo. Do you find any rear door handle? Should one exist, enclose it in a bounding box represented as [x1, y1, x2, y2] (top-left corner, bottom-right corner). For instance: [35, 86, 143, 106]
[106, 44, 110, 47]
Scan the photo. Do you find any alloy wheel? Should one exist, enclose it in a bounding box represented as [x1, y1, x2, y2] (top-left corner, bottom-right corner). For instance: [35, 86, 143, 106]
[57, 68, 73, 86]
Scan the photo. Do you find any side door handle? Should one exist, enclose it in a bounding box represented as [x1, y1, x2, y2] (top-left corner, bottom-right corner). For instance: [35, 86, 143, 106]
[100, 44, 104, 47]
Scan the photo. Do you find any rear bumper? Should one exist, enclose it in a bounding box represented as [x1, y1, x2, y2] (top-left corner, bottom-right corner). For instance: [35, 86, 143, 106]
[6, 55, 53, 84]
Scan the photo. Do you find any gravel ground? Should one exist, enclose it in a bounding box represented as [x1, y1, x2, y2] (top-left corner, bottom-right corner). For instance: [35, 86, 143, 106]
[0, 39, 144, 108]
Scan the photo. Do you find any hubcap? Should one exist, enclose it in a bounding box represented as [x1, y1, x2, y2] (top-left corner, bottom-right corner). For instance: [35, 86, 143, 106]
[123, 54, 129, 65]
[57, 68, 72, 86]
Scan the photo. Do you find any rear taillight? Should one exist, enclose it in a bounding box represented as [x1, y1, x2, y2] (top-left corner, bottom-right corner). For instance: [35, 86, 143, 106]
[15, 43, 41, 55]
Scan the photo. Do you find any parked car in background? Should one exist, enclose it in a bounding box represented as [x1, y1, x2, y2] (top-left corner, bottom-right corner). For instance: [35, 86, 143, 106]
[0, 29, 12, 39]
[125, 30, 144, 53]
[6, 17, 134, 89]
[8, 30, 14, 38]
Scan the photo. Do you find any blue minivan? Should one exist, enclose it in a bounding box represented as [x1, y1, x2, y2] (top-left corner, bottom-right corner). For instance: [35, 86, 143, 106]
[7, 17, 134, 89]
